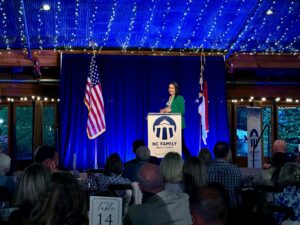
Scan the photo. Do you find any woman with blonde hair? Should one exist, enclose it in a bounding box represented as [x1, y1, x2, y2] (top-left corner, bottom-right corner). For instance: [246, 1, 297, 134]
[183, 156, 207, 197]
[159, 151, 184, 193]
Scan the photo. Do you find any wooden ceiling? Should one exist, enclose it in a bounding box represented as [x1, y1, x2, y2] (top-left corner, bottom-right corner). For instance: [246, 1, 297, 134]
[1, 50, 300, 68]
[0, 50, 300, 99]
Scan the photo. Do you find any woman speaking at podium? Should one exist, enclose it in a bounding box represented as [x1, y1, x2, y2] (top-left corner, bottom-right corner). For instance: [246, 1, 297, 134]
[160, 81, 191, 159]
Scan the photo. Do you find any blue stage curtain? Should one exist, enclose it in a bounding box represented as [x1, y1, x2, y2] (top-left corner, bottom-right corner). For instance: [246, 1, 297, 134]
[59, 54, 229, 170]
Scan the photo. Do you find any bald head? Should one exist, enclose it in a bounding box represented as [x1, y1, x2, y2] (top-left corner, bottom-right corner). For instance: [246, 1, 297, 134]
[138, 163, 164, 193]
[272, 139, 287, 154]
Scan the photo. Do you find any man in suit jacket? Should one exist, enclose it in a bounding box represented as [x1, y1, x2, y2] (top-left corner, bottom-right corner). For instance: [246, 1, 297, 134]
[123, 163, 192, 225]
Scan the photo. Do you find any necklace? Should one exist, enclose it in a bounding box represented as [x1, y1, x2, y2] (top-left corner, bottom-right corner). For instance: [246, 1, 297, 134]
[167, 95, 174, 107]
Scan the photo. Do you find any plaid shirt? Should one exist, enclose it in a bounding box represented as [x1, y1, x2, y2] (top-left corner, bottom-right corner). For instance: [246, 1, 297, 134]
[207, 159, 243, 208]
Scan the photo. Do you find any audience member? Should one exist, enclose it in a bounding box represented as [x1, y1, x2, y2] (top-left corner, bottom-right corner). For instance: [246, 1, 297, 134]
[96, 153, 131, 193]
[198, 148, 213, 166]
[263, 139, 287, 169]
[190, 187, 228, 225]
[273, 162, 300, 223]
[183, 156, 207, 197]
[159, 152, 184, 193]
[0, 148, 11, 175]
[9, 163, 51, 225]
[123, 146, 151, 182]
[257, 152, 288, 206]
[0, 150, 15, 196]
[124, 163, 192, 225]
[125, 139, 159, 166]
[96, 153, 132, 216]
[33, 145, 59, 173]
[207, 141, 243, 208]
[273, 139, 287, 154]
[30, 171, 88, 225]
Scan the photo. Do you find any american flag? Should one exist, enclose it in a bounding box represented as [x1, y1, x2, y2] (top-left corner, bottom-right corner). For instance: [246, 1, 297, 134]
[84, 55, 106, 139]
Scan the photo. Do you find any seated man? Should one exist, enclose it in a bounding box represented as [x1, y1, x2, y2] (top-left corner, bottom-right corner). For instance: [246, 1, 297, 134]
[263, 139, 290, 169]
[0, 150, 15, 198]
[33, 145, 59, 173]
[124, 139, 159, 167]
[123, 146, 151, 182]
[207, 141, 243, 208]
[124, 163, 192, 225]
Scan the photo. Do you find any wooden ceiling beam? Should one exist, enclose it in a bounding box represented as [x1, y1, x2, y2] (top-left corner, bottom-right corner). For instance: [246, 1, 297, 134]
[227, 53, 300, 69]
[1, 50, 300, 69]
[0, 50, 58, 67]
[0, 49, 226, 67]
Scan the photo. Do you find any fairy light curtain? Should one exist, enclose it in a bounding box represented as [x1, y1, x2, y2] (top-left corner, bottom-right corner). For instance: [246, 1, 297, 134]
[59, 54, 229, 170]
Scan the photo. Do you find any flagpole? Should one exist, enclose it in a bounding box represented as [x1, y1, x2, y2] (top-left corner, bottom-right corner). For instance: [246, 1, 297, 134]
[94, 138, 98, 169]
[199, 118, 202, 152]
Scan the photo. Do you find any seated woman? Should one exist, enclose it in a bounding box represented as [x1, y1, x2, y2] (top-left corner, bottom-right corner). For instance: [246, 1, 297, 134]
[198, 148, 212, 166]
[273, 162, 300, 224]
[159, 152, 184, 193]
[30, 172, 88, 225]
[183, 156, 207, 197]
[96, 153, 132, 215]
[8, 163, 51, 225]
[96, 153, 132, 193]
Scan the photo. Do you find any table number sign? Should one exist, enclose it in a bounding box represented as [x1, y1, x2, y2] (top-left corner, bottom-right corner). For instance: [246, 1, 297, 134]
[89, 196, 122, 225]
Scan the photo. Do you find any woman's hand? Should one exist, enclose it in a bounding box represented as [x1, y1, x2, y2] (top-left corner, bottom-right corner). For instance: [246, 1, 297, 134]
[160, 107, 171, 113]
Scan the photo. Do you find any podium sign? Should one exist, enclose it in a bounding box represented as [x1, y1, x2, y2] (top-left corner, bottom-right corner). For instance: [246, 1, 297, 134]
[147, 113, 182, 157]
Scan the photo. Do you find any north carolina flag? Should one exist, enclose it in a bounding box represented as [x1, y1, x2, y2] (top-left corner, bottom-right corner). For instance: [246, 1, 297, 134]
[198, 81, 209, 145]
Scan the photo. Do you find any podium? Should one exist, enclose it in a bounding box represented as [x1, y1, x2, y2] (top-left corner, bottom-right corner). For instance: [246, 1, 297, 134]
[147, 113, 182, 158]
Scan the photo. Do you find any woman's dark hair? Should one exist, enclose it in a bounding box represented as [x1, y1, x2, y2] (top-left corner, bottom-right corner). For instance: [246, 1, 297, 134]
[213, 141, 230, 158]
[190, 187, 228, 225]
[15, 163, 51, 214]
[170, 81, 180, 95]
[104, 153, 123, 176]
[30, 172, 88, 225]
[132, 139, 146, 154]
[271, 152, 287, 184]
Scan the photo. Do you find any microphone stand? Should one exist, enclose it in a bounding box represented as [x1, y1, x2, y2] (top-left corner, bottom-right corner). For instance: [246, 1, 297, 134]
[252, 124, 270, 168]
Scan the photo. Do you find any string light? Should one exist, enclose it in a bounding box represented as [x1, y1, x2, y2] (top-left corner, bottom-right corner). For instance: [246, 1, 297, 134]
[151, 1, 171, 51]
[169, 0, 193, 52]
[0, 1, 299, 54]
[36, 12, 43, 50]
[54, 1, 62, 50]
[42, 4, 51, 11]
[69, 0, 80, 50]
[1, 96, 60, 102]
[228, 96, 300, 104]
[122, 2, 137, 51]
[0, 0, 10, 50]
[18, 0, 27, 48]
[139, 0, 157, 50]
[188, 1, 209, 52]
[100, 0, 118, 51]
[87, 0, 99, 49]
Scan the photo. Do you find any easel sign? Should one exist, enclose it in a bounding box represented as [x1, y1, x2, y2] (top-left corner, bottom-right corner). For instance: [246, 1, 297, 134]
[89, 196, 122, 225]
